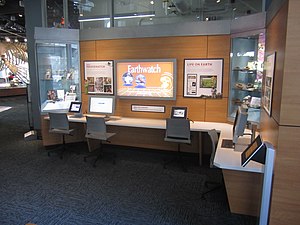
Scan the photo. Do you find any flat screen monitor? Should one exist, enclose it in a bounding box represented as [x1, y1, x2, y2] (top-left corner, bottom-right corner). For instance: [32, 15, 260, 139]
[69, 101, 82, 113]
[232, 106, 248, 144]
[88, 95, 115, 116]
[115, 59, 177, 100]
[241, 135, 266, 167]
[171, 107, 187, 119]
[68, 101, 83, 117]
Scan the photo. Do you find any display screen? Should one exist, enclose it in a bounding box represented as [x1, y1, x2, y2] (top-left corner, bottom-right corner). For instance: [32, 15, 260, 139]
[171, 107, 187, 119]
[241, 135, 264, 167]
[68, 102, 82, 113]
[88, 95, 115, 115]
[115, 59, 176, 100]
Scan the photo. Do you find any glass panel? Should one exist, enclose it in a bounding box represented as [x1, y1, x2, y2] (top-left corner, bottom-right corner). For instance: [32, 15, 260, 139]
[46, 0, 65, 28]
[36, 42, 81, 113]
[228, 32, 265, 124]
[74, 0, 110, 29]
[71, 0, 263, 29]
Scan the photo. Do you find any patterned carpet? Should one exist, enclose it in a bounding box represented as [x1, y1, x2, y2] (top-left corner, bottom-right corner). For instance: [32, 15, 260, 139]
[0, 96, 258, 225]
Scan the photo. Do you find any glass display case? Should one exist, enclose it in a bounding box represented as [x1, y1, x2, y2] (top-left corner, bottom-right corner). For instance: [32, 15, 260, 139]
[228, 33, 265, 123]
[36, 42, 80, 113]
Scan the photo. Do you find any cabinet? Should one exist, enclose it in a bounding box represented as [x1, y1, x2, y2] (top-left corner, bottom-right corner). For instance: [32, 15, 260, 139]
[35, 30, 80, 113]
[228, 33, 265, 123]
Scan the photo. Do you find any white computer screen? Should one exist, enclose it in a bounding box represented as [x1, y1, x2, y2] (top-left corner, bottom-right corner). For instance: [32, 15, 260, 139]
[88, 96, 115, 115]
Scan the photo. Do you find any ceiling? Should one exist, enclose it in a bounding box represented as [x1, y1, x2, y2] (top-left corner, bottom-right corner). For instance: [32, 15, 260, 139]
[0, 0, 26, 42]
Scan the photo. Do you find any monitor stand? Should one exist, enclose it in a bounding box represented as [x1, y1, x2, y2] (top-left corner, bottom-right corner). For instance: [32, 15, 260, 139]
[69, 113, 83, 118]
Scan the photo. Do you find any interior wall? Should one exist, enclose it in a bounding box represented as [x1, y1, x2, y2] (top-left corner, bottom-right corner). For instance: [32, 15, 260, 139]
[263, 0, 300, 224]
[80, 35, 230, 122]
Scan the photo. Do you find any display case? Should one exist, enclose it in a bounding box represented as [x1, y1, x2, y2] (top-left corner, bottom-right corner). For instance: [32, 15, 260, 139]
[35, 30, 80, 113]
[228, 33, 265, 123]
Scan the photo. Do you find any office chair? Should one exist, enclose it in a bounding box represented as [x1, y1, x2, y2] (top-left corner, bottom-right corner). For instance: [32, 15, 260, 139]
[201, 129, 223, 198]
[163, 118, 191, 172]
[48, 112, 74, 159]
[84, 116, 116, 167]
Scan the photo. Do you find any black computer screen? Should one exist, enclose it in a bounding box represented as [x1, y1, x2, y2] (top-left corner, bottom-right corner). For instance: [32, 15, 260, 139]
[68, 102, 82, 113]
[241, 135, 266, 167]
[171, 107, 187, 119]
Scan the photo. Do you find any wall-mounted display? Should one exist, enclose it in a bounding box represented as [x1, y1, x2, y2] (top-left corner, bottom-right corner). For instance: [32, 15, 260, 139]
[84, 60, 114, 94]
[183, 58, 223, 98]
[115, 59, 176, 100]
[263, 52, 276, 116]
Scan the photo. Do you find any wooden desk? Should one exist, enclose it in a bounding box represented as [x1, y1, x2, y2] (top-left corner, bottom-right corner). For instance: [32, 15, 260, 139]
[41, 115, 263, 216]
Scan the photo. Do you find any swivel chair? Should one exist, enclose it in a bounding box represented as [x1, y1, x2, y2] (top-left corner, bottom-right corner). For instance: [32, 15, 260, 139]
[163, 118, 191, 172]
[201, 129, 223, 198]
[48, 112, 74, 159]
[84, 116, 116, 167]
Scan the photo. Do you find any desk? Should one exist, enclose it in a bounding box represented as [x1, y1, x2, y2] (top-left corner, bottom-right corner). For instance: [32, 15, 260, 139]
[41, 115, 263, 216]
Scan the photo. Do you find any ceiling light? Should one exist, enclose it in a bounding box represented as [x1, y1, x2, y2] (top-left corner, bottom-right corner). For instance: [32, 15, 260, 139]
[150, 1, 154, 5]
[24, 38, 27, 42]
[14, 39, 18, 43]
[5, 37, 10, 42]
[216, 0, 221, 3]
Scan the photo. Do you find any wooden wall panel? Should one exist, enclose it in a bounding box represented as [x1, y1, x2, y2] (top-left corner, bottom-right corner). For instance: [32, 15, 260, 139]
[223, 169, 262, 216]
[207, 35, 231, 98]
[269, 126, 300, 225]
[280, 0, 300, 126]
[265, 1, 288, 124]
[80, 35, 231, 121]
[205, 98, 228, 122]
[260, 109, 279, 149]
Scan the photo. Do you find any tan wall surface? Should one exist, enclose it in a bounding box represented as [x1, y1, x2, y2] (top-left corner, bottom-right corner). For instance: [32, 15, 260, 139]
[80, 35, 230, 122]
[265, 1, 300, 224]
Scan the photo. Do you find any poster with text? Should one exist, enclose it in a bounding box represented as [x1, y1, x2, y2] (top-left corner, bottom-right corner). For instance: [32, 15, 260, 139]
[84, 60, 114, 94]
[184, 59, 223, 97]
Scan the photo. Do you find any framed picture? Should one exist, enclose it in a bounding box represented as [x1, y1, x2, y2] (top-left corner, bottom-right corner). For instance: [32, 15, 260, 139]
[263, 52, 276, 116]
[184, 58, 223, 98]
[84, 60, 114, 94]
[171, 107, 188, 119]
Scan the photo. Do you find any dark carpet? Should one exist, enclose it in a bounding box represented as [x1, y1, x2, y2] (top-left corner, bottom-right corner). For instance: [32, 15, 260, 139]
[0, 96, 258, 225]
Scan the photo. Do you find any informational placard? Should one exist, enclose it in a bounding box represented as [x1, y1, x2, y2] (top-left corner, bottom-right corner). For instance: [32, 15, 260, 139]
[131, 104, 165, 113]
[263, 52, 276, 116]
[84, 60, 114, 94]
[184, 59, 223, 98]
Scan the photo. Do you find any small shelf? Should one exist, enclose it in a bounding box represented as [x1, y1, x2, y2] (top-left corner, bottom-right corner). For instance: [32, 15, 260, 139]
[232, 88, 261, 93]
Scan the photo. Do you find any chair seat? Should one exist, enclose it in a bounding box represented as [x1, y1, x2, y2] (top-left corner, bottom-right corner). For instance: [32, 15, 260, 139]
[49, 128, 74, 135]
[85, 132, 115, 141]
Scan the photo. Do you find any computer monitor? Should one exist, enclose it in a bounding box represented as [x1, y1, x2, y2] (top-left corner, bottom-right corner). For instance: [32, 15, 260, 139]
[88, 95, 115, 118]
[68, 101, 83, 117]
[232, 106, 248, 144]
[171, 107, 187, 119]
[241, 135, 266, 167]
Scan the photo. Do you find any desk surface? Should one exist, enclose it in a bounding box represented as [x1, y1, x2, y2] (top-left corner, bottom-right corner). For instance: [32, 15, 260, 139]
[65, 115, 264, 174]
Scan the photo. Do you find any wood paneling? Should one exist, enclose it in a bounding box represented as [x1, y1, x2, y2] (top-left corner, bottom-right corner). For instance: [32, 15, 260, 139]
[80, 35, 231, 121]
[107, 125, 200, 153]
[260, 109, 279, 149]
[269, 126, 300, 225]
[205, 98, 228, 122]
[207, 35, 231, 98]
[280, 0, 300, 126]
[0, 87, 27, 97]
[223, 169, 263, 216]
[265, 1, 288, 124]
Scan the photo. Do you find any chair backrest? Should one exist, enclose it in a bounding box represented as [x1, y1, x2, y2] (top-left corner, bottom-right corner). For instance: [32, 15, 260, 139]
[208, 129, 219, 168]
[165, 118, 190, 140]
[49, 112, 69, 130]
[86, 116, 106, 134]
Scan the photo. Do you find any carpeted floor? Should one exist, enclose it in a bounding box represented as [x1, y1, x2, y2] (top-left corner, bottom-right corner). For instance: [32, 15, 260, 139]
[0, 96, 258, 225]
